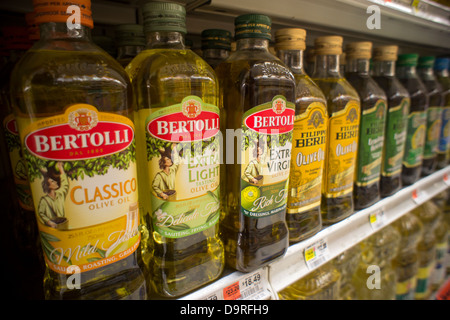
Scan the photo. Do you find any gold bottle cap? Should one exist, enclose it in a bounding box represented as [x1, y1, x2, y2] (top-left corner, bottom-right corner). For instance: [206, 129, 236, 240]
[373, 45, 399, 61]
[345, 41, 372, 60]
[314, 36, 343, 55]
[275, 28, 307, 50]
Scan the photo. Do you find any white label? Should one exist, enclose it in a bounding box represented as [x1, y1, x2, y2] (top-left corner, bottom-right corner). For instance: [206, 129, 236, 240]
[304, 238, 330, 270]
[369, 208, 386, 230]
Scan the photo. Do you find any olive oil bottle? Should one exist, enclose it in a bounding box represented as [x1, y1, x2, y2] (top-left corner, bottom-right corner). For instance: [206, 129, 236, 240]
[372, 46, 410, 197]
[201, 29, 232, 69]
[392, 212, 423, 300]
[345, 42, 387, 209]
[397, 54, 428, 185]
[114, 24, 145, 68]
[215, 14, 295, 272]
[311, 36, 360, 225]
[431, 210, 448, 291]
[10, 0, 147, 300]
[418, 56, 444, 176]
[332, 244, 361, 300]
[434, 58, 450, 169]
[126, 2, 224, 298]
[275, 28, 327, 242]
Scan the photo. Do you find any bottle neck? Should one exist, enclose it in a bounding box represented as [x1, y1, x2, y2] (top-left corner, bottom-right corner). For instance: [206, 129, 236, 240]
[372, 60, 396, 77]
[346, 58, 370, 74]
[236, 38, 269, 51]
[117, 45, 144, 59]
[277, 49, 305, 74]
[417, 67, 435, 80]
[39, 22, 92, 41]
[146, 31, 185, 49]
[396, 65, 417, 78]
[202, 48, 230, 60]
[313, 54, 342, 78]
[436, 69, 449, 77]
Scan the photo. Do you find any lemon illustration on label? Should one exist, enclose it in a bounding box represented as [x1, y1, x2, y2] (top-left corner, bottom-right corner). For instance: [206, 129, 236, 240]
[106, 233, 140, 258]
[242, 186, 261, 209]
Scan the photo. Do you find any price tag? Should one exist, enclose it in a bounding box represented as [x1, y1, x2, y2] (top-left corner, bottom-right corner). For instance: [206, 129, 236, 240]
[412, 188, 427, 205]
[304, 238, 330, 270]
[223, 281, 241, 300]
[369, 208, 386, 230]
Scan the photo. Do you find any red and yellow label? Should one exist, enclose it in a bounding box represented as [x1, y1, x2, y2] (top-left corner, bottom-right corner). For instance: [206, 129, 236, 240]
[16, 104, 139, 274]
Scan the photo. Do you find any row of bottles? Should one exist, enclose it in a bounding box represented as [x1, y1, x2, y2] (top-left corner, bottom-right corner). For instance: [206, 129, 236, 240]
[1, 0, 449, 300]
[278, 194, 449, 300]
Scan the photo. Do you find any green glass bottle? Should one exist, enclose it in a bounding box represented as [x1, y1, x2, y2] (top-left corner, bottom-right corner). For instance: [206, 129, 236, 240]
[275, 28, 327, 243]
[201, 29, 232, 69]
[215, 14, 295, 272]
[345, 42, 387, 209]
[126, 2, 224, 298]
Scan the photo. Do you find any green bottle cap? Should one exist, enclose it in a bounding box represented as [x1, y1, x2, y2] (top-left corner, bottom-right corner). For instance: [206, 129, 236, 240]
[114, 24, 145, 47]
[142, 1, 187, 34]
[234, 14, 271, 40]
[397, 53, 419, 67]
[201, 29, 232, 50]
[418, 56, 435, 68]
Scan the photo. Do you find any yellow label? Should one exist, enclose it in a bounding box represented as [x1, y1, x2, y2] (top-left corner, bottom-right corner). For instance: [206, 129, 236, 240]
[323, 100, 360, 198]
[287, 102, 327, 213]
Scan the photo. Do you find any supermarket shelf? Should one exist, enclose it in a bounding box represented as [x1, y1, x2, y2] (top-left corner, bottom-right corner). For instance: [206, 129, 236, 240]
[181, 166, 450, 300]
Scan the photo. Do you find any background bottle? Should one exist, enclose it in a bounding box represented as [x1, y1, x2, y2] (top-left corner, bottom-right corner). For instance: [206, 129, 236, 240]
[434, 57, 450, 169]
[332, 244, 361, 300]
[397, 53, 428, 186]
[275, 28, 327, 243]
[126, 1, 224, 298]
[372, 46, 410, 197]
[114, 24, 145, 68]
[311, 36, 360, 225]
[345, 42, 387, 209]
[418, 56, 444, 176]
[201, 29, 232, 69]
[431, 209, 448, 291]
[215, 14, 295, 272]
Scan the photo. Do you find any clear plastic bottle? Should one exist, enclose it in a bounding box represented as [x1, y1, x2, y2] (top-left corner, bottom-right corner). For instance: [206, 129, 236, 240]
[332, 244, 361, 300]
[10, 0, 147, 300]
[311, 36, 360, 225]
[215, 14, 295, 272]
[345, 42, 387, 209]
[372, 46, 410, 197]
[434, 57, 450, 169]
[275, 28, 327, 243]
[431, 210, 448, 291]
[392, 212, 423, 300]
[126, 1, 224, 298]
[114, 24, 145, 68]
[396, 54, 428, 186]
[201, 29, 231, 69]
[418, 56, 444, 176]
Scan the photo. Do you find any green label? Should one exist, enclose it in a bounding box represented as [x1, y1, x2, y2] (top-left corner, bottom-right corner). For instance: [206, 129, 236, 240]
[355, 100, 386, 186]
[424, 106, 442, 158]
[403, 111, 427, 168]
[382, 98, 410, 177]
[145, 96, 221, 238]
[240, 95, 295, 218]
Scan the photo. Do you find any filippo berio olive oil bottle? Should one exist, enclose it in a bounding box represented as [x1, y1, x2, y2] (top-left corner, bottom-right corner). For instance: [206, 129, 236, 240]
[126, 2, 224, 297]
[274, 28, 327, 242]
[397, 53, 428, 185]
[311, 36, 360, 225]
[345, 42, 387, 209]
[10, 0, 147, 300]
[215, 14, 295, 272]
[418, 56, 444, 176]
[372, 46, 410, 197]
[434, 58, 450, 169]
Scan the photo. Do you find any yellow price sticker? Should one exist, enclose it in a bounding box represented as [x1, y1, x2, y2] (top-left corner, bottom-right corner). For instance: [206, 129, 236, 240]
[305, 247, 316, 261]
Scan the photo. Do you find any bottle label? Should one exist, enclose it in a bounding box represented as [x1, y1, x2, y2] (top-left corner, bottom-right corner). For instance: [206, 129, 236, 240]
[17, 104, 140, 274]
[381, 98, 409, 177]
[323, 100, 360, 198]
[355, 100, 386, 187]
[395, 277, 417, 300]
[403, 111, 427, 168]
[145, 96, 220, 238]
[423, 106, 442, 159]
[2, 113, 34, 210]
[438, 106, 450, 154]
[240, 95, 295, 218]
[287, 102, 327, 214]
[415, 264, 434, 299]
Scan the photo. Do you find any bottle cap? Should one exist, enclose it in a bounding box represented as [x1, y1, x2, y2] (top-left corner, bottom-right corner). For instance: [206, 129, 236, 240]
[115, 24, 145, 47]
[201, 29, 232, 50]
[373, 45, 398, 61]
[397, 53, 419, 67]
[234, 14, 271, 40]
[274, 28, 306, 51]
[32, 0, 94, 29]
[314, 36, 343, 55]
[142, 1, 186, 34]
[418, 56, 435, 68]
[434, 57, 450, 71]
[345, 41, 372, 60]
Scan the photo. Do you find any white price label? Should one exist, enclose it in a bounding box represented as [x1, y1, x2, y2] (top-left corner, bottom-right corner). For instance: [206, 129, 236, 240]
[369, 208, 386, 230]
[304, 238, 330, 270]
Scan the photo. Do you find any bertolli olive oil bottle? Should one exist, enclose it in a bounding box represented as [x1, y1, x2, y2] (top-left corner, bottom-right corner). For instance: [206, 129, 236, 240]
[215, 14, 295, 272]
[10, 0, 146, 299]
[275, 28, 327, 242]
[126, 2, 224, 298]
[311, 36, 360, 225]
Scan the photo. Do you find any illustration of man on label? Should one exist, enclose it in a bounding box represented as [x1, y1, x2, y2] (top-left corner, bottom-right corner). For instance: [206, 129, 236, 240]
[243, 143, 266, 186]
[37, 161, 69, 229]
[152, 143, 180, 200]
